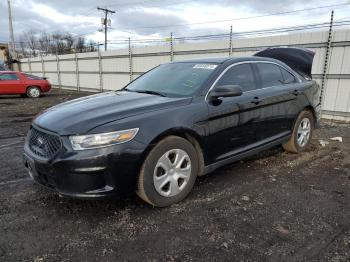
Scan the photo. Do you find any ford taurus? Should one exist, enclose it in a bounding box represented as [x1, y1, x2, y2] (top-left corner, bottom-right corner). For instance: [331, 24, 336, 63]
[24, 47, 320, 207]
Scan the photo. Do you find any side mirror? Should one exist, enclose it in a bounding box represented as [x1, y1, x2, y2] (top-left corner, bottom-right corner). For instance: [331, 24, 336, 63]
[210, 85, 243, 99]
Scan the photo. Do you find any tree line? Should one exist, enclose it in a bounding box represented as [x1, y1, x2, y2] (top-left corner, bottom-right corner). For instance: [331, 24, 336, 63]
[18, 31, 99, 58]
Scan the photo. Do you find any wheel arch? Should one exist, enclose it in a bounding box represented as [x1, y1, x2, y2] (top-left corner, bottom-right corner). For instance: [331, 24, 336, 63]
[26, 85, 43, 92]
[139, 127, 205, 176]
[290, 105, 317, 135]
[303, 105, 317, 125]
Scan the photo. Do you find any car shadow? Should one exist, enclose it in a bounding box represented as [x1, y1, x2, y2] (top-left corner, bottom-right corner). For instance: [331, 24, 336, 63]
[32, 145, 286, 216]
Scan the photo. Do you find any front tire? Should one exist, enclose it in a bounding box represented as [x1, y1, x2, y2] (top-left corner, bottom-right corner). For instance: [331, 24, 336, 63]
[137, 136, 199, 207]
[283, 110, 314, 153]
[27, 86, 41, 98]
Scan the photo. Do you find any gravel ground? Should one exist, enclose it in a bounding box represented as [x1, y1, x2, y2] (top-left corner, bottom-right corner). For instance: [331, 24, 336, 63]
[0, 90, 349, 261]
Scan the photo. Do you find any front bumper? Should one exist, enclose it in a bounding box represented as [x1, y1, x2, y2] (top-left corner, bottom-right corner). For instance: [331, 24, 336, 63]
[24, 136, 146, 199]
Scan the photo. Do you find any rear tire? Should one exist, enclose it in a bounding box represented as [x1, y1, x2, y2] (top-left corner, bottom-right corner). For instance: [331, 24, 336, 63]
[27, 86, 41, 98]
[137, 136, 199, 207]
[283, 110, 314, 153]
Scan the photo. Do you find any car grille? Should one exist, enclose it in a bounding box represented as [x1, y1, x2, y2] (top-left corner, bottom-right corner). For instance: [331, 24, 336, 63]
[27, 127, 62, 159]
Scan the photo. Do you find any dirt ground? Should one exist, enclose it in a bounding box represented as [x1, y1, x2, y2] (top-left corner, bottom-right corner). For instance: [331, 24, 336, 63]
[0, 90, 349, 262]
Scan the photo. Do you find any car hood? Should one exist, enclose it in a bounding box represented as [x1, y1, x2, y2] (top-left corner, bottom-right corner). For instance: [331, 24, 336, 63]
[254, 47, 315, 79]
[34, 91, 191, 135]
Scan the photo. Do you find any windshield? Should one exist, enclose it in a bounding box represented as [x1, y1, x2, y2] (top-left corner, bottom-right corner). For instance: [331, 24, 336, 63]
[125, 62, 218, 97]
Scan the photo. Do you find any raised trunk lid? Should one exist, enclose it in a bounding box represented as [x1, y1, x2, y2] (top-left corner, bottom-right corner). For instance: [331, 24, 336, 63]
[254, 47, 315, 79]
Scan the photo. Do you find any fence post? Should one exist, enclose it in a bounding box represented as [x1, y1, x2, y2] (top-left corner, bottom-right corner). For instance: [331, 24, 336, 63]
[28, 56, 32, 74]
[40, 54, 45, 78]
[75, 51, 80, 92]
[98, 49, 103, 92]
[170, 32, 174, 61]
[229, 25, 233, 56]
[320, 10, 334, 107]
[56, 51, 61, 90]
[128, 37, 133, 82]
[170, 32, 174, 62]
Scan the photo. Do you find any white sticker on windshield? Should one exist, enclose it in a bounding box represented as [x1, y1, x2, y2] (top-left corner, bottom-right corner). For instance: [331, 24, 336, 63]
[193, 64, 217, 70]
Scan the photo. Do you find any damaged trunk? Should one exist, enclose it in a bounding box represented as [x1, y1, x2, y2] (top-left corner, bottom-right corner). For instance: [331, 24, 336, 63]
[254, 47, 315, 79]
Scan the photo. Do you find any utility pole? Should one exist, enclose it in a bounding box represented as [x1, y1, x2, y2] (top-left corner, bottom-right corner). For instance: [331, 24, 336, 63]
[7, 0, 17, 59]
[97, 7, 115, 51]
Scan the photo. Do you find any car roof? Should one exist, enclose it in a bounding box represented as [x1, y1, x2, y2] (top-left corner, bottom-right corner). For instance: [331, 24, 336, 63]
[171, 56, 283, 65]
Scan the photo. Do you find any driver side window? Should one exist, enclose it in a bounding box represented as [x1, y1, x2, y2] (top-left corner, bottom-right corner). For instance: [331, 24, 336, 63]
[216, 64, 256, 92]
[0, 73, 19, 80]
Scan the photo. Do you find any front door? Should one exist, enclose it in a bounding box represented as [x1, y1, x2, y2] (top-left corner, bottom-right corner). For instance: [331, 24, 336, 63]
[205, 63, 262, 163]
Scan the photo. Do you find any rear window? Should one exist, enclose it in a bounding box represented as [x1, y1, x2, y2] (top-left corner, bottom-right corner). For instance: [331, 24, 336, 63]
[256, 63, 284, 88]
[280, 68, 297, 84]
[25, 74, 44, 80]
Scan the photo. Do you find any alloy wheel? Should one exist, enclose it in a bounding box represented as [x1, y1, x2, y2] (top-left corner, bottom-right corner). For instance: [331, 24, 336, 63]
[29, 87, 40, 98]
[297, 117, 311, 147]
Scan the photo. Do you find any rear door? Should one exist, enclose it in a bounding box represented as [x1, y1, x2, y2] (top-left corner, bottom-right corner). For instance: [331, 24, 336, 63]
[252, 62, 301, 142]
[205, 63, 262, 163]
[0, 73, 23, 94]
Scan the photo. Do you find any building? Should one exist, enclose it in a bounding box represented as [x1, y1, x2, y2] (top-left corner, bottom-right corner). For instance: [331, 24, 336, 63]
[0, 43, 9, 70]
[0, 42, 20, 70]
[0, 43, 9, 61]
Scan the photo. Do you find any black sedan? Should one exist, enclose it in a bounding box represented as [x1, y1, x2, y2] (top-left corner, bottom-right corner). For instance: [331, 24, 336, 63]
[24, 47, 320, 207]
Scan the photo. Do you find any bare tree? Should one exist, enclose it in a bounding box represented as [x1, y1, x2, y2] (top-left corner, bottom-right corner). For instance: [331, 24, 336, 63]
[18, 30, 94, 57]
[23, 30, 37, 56]
[51, 32, 75, 54]
[75, 37, 86, 53]
[87, 40, 97, 52]
[64, 33, 74, 53]
[38, 32, 51, 56]
[18, 36, 28, 58]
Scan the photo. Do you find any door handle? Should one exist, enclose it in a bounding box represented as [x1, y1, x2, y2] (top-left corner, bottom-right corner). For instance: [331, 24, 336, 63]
[251, 96, 262, 105]
[291, 90, 301, 96]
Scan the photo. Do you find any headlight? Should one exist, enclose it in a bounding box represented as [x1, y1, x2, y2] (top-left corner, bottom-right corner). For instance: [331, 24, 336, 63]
[69, 128, 139, 150]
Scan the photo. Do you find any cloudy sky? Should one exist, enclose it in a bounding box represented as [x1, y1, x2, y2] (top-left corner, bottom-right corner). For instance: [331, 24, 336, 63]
[1, 0, 350, 46]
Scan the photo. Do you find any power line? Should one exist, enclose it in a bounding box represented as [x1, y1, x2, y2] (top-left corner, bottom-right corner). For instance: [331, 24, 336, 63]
[105, 0, 187, 8]
[79, 7, 98, 17]
[106, 20, 350, 44]
[3, 19, 350, 45]
[6, 1, 350, 44]
[116, 2, 350, 30]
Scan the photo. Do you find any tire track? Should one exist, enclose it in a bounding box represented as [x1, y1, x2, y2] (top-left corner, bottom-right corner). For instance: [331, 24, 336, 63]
[0, 177, 31, 187]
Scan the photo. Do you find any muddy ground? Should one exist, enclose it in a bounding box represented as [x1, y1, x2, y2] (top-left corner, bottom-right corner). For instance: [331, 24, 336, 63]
[0, 90, 349, 261]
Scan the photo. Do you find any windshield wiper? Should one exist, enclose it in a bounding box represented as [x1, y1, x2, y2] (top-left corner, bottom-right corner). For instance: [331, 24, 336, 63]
[128, 89, 167, 97]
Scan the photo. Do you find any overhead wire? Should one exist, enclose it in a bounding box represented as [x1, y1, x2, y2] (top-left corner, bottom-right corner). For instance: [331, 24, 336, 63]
[2, 3, 350, 46]
[105, 20, 350, 44]
[114, 2, 350, 30]
[3, 19, 350, 45]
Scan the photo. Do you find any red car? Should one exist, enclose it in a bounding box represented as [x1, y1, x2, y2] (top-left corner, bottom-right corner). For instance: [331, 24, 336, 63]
[0, 71, 51, 98]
